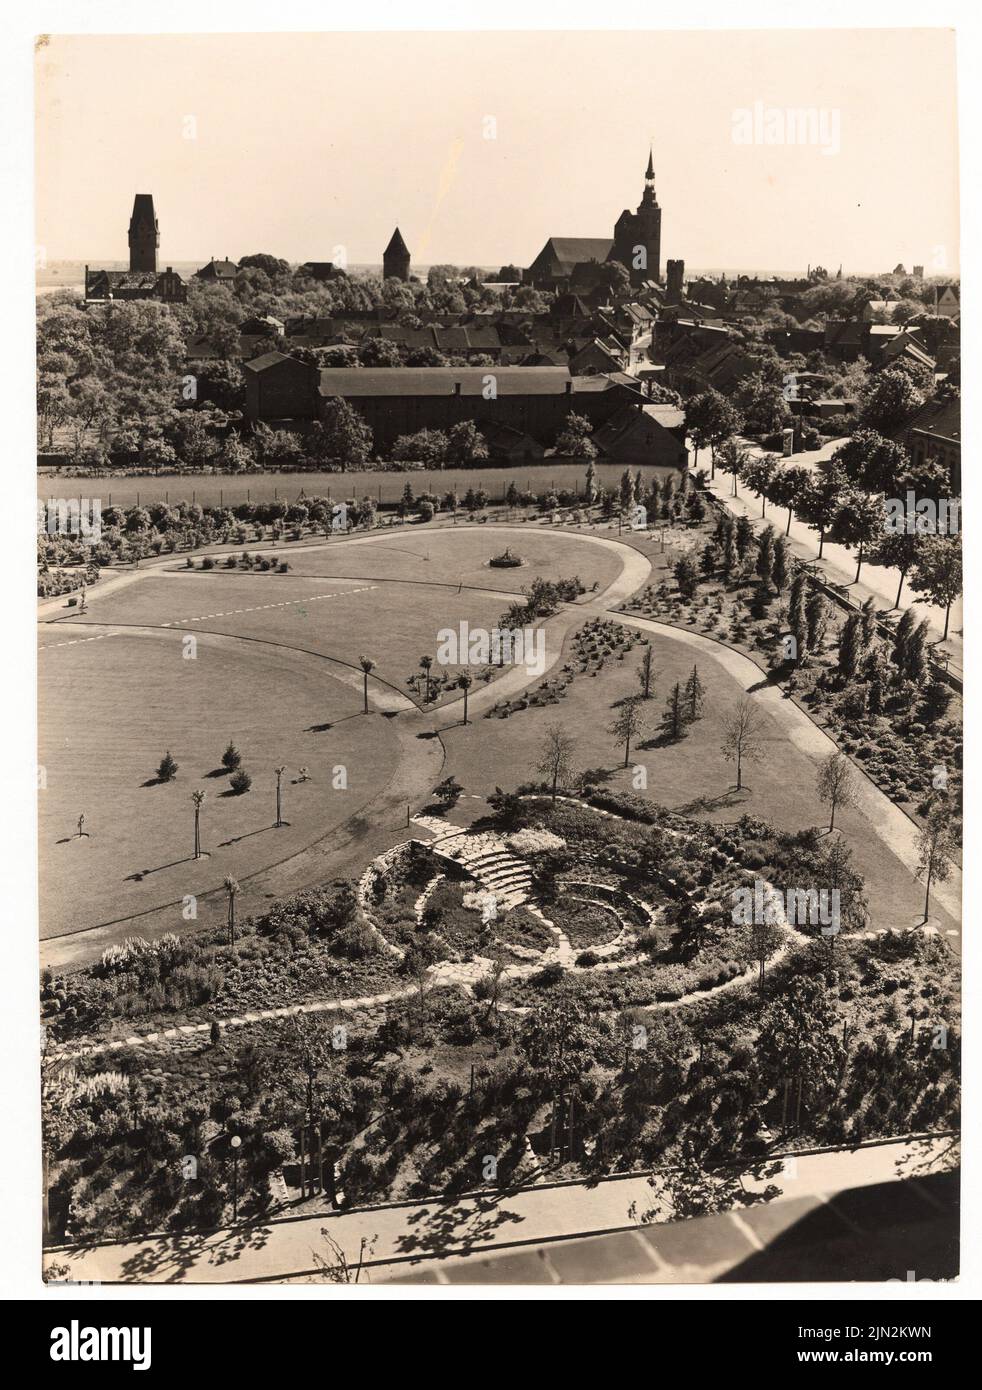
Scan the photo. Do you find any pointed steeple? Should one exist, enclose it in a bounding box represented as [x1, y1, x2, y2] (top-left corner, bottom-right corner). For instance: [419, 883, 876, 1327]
[639, 147, 658, 210]
[383, 227, 411, 281]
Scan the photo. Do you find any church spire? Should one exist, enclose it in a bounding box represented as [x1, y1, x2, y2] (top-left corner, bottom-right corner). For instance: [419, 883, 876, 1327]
[640, 147, 658, 209]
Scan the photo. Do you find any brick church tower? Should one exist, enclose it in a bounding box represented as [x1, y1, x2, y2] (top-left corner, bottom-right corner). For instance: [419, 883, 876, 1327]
[383, 227, 411, 281]
[128, 194, 159, 273]
[612, 150, 661, 287]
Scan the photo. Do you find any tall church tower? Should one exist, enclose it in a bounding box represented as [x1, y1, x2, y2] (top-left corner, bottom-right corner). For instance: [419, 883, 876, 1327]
[612, 150, 661, 287]
[128, 194, 159, 273]
[383, 227, 411, 281]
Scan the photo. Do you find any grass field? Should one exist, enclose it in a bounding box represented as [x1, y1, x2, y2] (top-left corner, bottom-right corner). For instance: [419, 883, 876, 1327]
[264, 526, 624, 595]
[62, 571, 511, 709]
[37, 462, 677, 512]
[38, 630, 399, 937]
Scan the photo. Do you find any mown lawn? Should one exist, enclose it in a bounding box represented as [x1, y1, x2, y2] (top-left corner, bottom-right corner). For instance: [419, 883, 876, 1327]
[59, 571, 511, 708]
[276, 525, 624, 596]
[38, 629, 399, 937]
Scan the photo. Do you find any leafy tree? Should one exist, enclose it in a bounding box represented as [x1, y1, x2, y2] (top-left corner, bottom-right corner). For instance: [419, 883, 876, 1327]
[282, 1014, 354, 1204]
[555, 414, 597, 458]
[832, 427, 910, 496]
[609, 696, 649, 767]
[392, 429, 449, 467]
[869, 529, 924, 608]
[238, 252, 291, 279]
[818, 836, 869, 932]
[741, 453, 778, 518]
[915, 807, 957, 921]
[768, 464, 812, 536]
[859, 367, 925, 434]
[720, 697, 764, 790]
[910, 535, 962, 641]
[797, 466, 846, 559]
[816, 752, 857, 833]
[756, 977, 845, 1132]
[358, 337, 403, 367]
[445, 420, 489, 464]
[733, 371, 789, 435]
[685, 389, 741, 477]
[748, 921, 785, 993]
[314, 398, 373, 470]
[517, 994, 601, 1155]
[716, 439, 748, 498]
[831, 491, 886, 584]
[536, 724, 576, 802]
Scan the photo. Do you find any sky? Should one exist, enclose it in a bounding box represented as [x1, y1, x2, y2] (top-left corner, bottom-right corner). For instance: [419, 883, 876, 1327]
[34, 28, 959, 274]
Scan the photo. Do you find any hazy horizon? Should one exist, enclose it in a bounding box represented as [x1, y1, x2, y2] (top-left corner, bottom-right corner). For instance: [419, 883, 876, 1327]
[35, 30, 959, 273]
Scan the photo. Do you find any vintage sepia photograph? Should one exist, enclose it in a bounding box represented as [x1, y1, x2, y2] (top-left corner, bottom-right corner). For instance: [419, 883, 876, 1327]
[21, 14, 967, 1306]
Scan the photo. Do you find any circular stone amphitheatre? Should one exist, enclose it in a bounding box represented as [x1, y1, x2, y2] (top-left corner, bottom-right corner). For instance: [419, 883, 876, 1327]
[38, 628, 400, 939]
[37, 525, 643, 949]
[358, 800, 794, 1010]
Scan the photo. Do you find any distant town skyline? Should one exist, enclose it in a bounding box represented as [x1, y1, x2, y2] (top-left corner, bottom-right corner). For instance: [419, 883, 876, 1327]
[35, 29, 959, 274]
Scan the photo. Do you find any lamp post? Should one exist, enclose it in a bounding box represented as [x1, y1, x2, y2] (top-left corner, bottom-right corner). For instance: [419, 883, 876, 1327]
[359, 656, 376, 714]
[458, 671, 472, 725]
[191, 790, 205, 859]
[224, 875, 239, 947]
[274, 766, 286, 828]
[230, 1134, 242, 1220]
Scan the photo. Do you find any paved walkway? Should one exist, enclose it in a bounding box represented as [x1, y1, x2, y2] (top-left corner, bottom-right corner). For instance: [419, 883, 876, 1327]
[44, 1134, 955, 1284]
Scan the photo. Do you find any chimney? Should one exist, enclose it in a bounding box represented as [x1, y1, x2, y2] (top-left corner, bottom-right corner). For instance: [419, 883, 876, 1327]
[565, 380, 573, 394]
[453, 382, 462, 396]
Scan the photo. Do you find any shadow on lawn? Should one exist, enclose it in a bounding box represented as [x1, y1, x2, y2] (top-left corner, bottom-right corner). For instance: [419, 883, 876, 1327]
[218, 823, 281, 848]
[306, 712, 365, 733]
[675, 786, 751, 816]
[125, 855, 198, 882]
